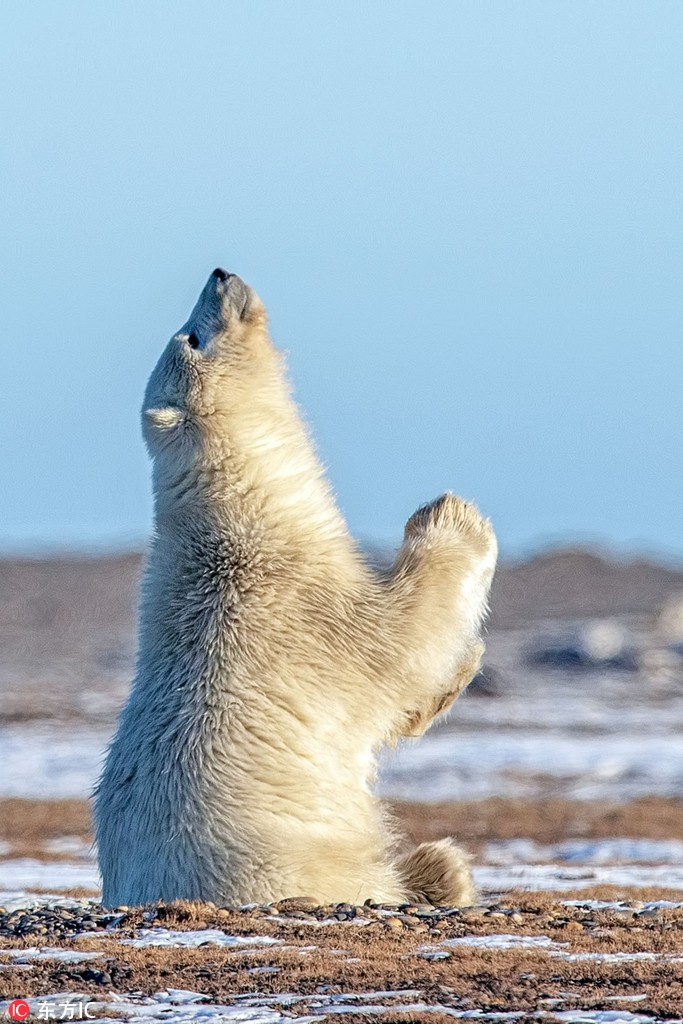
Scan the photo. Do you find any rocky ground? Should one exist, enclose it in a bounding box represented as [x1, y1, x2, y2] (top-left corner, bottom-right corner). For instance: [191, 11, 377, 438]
[1, 892, 683, 1022]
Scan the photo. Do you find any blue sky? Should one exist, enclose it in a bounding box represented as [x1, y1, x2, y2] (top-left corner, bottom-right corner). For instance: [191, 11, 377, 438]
[2, 1, 681, 558]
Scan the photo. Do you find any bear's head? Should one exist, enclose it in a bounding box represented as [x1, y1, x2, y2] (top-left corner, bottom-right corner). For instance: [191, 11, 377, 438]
[142, 269, 282, 473]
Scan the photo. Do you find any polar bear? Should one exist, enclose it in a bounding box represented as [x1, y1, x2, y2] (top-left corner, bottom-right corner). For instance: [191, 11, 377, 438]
[94, 269, 497, 909]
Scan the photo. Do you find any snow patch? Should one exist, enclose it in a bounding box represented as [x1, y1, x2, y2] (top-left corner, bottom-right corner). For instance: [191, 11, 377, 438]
[4, 723, 683, 806]
[380, 730, 683, 802]
[0, 991, 673, 1024]
[562, 899, 683, 912]
[121, 929, 283, 949]
[551, 950, 683, 964]
[0, 858, 100, 891]
[0, 726, 109, 799]
[474, 863, 683, 892]
[44, 836, 93, 858]
[441, 934, 564, 951]
[553, 1013, 662, 1023]
[484, 838, 683, 866]
[0, 947, 104, 963]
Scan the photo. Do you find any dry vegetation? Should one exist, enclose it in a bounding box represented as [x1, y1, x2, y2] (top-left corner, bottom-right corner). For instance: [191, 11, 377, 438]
[1, 896, 683, 1018]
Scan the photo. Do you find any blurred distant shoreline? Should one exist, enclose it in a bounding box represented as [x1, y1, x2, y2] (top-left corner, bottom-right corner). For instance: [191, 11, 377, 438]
[3, 542, 683, 627]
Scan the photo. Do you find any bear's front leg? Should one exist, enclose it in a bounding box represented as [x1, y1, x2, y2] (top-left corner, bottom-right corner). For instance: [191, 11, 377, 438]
[379, 494, 497, 737]
[401, 640, 485, 739]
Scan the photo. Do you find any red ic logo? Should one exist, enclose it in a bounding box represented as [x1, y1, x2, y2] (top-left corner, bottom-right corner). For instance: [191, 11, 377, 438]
[7, 1002, 30, 1022]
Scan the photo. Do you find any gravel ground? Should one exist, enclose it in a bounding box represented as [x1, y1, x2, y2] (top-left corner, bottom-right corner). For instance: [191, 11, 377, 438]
[1, 895, 683, 1020]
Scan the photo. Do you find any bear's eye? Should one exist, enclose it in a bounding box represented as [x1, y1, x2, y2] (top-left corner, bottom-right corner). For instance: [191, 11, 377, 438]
[187, 333, 200, 350]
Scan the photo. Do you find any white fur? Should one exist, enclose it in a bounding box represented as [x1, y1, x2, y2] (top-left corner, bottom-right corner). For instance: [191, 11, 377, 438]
[94, 270, 497, 908]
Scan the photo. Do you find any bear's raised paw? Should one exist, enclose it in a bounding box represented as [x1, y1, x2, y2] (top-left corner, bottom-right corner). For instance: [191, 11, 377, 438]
[405, 493, 495, 554]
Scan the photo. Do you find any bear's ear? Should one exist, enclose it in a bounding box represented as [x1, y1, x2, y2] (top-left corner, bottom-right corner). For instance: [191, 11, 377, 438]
[144, 407, 184, 430]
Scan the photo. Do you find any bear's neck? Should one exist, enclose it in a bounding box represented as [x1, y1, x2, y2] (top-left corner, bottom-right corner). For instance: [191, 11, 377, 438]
[152, 393, 361, 575]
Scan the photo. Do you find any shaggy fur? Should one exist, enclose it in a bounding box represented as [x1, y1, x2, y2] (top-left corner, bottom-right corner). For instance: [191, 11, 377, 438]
[94, 269, 497, 908]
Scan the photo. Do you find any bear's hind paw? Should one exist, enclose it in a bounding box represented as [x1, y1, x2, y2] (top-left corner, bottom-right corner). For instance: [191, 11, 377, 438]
[396, 838, 476, 907]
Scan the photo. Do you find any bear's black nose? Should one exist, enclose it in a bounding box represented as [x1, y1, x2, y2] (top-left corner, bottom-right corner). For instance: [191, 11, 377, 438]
[213, 267, 230, 282]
